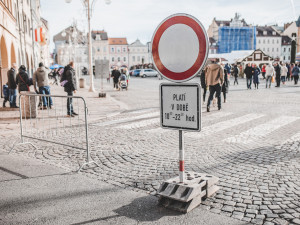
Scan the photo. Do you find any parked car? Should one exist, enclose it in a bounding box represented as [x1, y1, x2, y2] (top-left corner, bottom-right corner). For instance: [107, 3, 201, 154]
[139, 69, 158, 78]
[132, 69, 141, 77]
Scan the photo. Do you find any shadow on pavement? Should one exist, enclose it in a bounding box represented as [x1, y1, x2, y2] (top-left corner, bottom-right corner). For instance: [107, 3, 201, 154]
[114, 195, 181, 222]
[70, 215, 121, 225]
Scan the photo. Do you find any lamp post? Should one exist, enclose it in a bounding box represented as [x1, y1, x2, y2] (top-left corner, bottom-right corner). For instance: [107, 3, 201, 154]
[65, 0, 111, 92]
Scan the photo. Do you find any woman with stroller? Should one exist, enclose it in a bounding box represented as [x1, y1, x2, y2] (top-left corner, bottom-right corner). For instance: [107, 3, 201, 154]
[119, 69, 128, 91]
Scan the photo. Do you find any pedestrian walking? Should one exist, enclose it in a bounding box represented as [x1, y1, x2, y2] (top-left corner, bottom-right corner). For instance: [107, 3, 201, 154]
[286, 63, 291, 81]
[274, 62, 281, 87]
[253, 64, 261, 89]
[7, 63, 18, 108]
[222, 66, 229, 103]
[291, 63, 299, 85]
[244, 63, 254, 89]
[2, 84, 9, 107]
[205, 60, 224, 112]
[265, 63, 274, 88]
[52, 68, 58, 85]
[61, 61, 78, 117]
[261, 64, 266, 79]
[200, 70, 207, 103]
[33, 62, 53, 109]
[233, 64, 239, 85]
[16, 65, 30, 93]
[280, 63, 288, 85]
[111, 67, 121, 90]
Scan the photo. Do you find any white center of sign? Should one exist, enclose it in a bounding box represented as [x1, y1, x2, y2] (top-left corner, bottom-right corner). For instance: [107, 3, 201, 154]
[158, 24, 199, 73]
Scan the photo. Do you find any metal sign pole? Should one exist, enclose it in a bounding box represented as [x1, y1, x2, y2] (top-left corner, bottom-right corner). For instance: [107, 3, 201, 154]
[179, 129, 184, 183]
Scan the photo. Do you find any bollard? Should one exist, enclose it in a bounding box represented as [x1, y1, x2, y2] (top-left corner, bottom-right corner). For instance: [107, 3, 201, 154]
[79, 78, 86, 88]
[20, 91, 37, 119]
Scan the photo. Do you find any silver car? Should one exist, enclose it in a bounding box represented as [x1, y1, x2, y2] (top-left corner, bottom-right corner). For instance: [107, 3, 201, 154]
[139, 69, 158, 78]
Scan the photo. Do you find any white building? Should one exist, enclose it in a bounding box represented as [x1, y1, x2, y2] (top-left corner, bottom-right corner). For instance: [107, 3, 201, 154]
[256, 26, 282, 59]
[281, 35, 292, 62]
[108, 37, 128, 68]
[91, 30, 109, 62]
[128, 39, 148, 68]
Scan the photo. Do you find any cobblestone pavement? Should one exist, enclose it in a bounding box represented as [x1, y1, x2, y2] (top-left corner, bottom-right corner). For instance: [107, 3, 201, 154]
[1, 78, 300, 225]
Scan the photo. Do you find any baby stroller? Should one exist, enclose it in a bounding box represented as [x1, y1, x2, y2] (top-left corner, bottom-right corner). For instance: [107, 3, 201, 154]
[119, 74, 128, 91]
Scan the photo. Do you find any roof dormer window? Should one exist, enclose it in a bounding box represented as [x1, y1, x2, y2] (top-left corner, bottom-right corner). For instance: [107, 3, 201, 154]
[263, 31, 267, 35]
[96, 34, 101, 41]
[272, 31, 276, 35]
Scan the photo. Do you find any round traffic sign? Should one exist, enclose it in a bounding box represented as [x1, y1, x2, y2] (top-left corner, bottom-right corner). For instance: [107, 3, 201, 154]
[151, 13, 209, 83]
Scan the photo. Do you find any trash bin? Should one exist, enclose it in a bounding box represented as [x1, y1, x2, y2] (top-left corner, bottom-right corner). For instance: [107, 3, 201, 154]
[20, 91, 37, 119]
[79, 78, 86, 88]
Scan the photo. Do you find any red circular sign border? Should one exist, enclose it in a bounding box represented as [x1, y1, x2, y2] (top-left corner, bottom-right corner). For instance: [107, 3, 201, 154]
[152, 14, 208, 82]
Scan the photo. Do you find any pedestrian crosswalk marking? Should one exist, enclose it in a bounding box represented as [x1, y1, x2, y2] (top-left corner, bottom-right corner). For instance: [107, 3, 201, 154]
[186, 113, 264, 138]
[118, 118, 159, 129]
[92, 112, 159, 127]
[225, 116, 299, 144]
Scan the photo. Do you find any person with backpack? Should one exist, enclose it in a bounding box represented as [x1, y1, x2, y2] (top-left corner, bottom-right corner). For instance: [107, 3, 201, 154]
[33, 62, 53, 109]
[233, 64, 239, 85]
[200, 70, 207, 103]
[61, 61, 78, 117]
[16, 65, 30, 93]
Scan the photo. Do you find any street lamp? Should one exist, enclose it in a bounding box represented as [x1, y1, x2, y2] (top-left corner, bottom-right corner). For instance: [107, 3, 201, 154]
[65, 0, 111, 92]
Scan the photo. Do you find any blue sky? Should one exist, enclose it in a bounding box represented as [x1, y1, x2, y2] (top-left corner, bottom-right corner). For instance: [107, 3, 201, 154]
[41, 0, 300, 51]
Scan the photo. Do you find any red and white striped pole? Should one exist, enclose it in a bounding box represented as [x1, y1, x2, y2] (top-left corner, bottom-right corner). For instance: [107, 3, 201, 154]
[179, 130, 184, 183]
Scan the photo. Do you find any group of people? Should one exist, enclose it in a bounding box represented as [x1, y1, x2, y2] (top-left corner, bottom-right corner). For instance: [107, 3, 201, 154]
[111, 67, 130, 90]
[2, 61, 78, 117]
[235, 62, 300, 89]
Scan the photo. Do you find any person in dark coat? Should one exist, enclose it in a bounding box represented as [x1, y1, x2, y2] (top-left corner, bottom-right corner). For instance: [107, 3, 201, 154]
[274, 63, 281, 87]
[253, 64, 261, 89]
[222, 66, 229, 103]
[7, 63, 18, 107]
[16, 65, 30, 93]
[244, 63, 254, 89]
[112, 67, 121, 90]
[200, 70, 207, 103]
[292, 63, 299, 85]
[2, 84, 9, 107]
[63, 61, 78, 117]
[233, 64, 239, 85]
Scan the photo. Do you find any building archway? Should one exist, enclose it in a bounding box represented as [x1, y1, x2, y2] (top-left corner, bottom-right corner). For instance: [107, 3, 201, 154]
[11, 42, 16, 67]
[0, 35, 9, 97]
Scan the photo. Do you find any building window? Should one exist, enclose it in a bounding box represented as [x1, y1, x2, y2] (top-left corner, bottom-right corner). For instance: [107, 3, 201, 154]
[263, 31, 267, 35]
[97, 48, 100, 52]
[117, 48, 120, 53]
[272, 48, 274, 52]
[277, 40, 279, 44]
[123, 47, 126, 52]
[112, 57, 114, 62]
[258, 40, 260, 44]
[123, 57, 126, 62]
[263, 39, 265, 44]
[267, 48, 269, 52]
[277, 48, 279, 52]
[289, 47, 290, 52]
[133, 56, 135, 62]
[288, 56, 290, 60]
[137, 56, 140, 61]
[272, 31, 276, 35]
[118, 57, 120, 62]
[272, 39, 274, 44]
[284, 48, 286, 52]
[111, 47, 114, 52]
[284, 56, 286, 60]
[267, 39, 269, 44]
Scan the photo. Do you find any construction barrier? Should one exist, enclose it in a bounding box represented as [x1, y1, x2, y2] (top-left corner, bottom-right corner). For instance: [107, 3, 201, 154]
[9, 92, 99, 172]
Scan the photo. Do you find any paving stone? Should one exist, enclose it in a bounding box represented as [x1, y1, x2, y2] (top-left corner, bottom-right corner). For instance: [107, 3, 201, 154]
[292, 218, 300, 225]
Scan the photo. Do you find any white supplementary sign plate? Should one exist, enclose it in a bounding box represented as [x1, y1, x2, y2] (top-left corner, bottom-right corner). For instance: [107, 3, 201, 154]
[160, 83, 201, 131]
